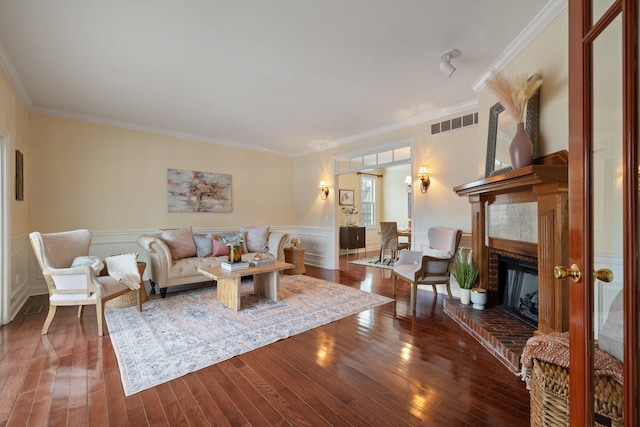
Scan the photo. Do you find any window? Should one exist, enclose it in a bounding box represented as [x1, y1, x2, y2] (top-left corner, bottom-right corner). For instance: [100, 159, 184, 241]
[360, 177, 375, 227]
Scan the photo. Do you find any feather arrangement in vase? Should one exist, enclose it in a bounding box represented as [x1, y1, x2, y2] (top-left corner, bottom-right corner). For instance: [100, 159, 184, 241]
[487, 72, 542, 169]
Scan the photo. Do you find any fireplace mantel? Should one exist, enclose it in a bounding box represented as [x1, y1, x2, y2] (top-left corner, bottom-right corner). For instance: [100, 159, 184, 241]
[453, 151, 569, 334]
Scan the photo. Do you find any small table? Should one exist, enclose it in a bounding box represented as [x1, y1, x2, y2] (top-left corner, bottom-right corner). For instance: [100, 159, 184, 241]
[283, 247, 306, 275]
[198, 261, 293, 311]
[105, 261, 148, 308]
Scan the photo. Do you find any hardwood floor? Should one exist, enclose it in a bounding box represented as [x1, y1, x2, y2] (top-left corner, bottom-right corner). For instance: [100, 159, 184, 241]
[0, 257, 530, 426]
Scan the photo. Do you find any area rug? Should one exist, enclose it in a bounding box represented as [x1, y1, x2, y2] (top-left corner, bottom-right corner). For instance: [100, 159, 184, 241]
[105, 274, 393, 396]
[350, 256, 395, 270]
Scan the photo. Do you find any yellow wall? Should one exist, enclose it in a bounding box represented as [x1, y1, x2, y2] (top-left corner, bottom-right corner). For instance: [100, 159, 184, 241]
[294, 8, 569, 241]
[28, 113, 296, 232]
[0, 66, 30, 236]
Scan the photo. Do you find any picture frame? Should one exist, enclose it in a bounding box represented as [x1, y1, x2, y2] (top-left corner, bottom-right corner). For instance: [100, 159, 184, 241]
[339, 189, 354, 206]
[15, 150, 23, 201]
[485, 86, 540, 178]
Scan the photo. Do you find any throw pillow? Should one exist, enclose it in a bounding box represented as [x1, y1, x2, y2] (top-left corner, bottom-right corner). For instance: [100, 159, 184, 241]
[211, 238, 230, 256]
[158, 226, 197, 260]
[193, 234, 213, 257]
[241, 226, 270, 253]
[423, 247, 451, 259]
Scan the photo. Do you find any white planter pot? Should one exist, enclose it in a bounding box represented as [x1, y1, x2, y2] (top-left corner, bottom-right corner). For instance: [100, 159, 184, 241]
[471, 288, 488, 310]
[459, 288, 471, 305]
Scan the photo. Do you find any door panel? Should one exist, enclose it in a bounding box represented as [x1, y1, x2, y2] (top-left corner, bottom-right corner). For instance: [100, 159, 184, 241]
[568, 0, 637, 425]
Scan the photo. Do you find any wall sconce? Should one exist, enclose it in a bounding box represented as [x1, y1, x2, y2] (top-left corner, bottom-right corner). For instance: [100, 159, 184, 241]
[417, 166, 430, 193]
[404, 176, 412, 193]
[319, 181, 329, 200]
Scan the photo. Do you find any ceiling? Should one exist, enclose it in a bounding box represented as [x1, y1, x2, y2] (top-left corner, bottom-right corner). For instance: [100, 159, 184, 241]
[0, 1, 556, 156]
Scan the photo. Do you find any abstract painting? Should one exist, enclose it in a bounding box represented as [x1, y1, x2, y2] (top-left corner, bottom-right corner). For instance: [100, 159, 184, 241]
[167, 169, 231, 213]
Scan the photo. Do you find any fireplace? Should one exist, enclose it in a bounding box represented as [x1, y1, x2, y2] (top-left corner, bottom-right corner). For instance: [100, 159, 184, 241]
[496, 254, 539, 327]
[454, 151, 569, 335]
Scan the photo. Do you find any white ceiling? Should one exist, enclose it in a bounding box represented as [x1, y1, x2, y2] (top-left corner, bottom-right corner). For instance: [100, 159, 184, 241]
[0, 0, 558, 156]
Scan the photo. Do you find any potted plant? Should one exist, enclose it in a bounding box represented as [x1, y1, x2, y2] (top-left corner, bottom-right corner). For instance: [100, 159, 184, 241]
[341, 206, 358, 226]
[452, 248, 479, 305]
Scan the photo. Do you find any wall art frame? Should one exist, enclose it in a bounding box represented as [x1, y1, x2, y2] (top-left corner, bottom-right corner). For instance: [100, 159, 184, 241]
[339, 189, 355, 206]
[167, 168, 232, 212]
[485, 86, 540, 177]
[15, 150, 23, 201]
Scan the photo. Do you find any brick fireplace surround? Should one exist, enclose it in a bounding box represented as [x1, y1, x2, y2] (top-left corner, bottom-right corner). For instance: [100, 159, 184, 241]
[448, 151, 569, 372]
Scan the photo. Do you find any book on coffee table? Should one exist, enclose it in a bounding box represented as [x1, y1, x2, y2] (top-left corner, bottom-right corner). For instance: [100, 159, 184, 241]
[249, 258, 276, 267]
[221, 261, 249, 271]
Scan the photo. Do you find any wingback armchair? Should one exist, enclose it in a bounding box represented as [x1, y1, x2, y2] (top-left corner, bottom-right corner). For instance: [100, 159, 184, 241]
[392, 227, 462, 312]
[29, 229, 140, 336]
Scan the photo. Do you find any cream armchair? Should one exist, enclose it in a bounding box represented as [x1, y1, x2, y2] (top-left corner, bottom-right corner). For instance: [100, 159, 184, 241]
[392, 227, 462, 312]
[29, 229, 140, 336]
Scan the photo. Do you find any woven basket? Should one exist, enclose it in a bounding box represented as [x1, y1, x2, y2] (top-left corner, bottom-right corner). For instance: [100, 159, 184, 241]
[530, 359, 623, 427]
[284, 247, 306, 275]
[105, 262, 148, 308]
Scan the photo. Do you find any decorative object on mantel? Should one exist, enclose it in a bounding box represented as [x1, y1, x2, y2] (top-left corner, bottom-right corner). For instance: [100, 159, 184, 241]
[452, 248, 478, 305]
[470, 287, 487, 310]
[485, 72, 542, 176]
[341, 205, 358, 226]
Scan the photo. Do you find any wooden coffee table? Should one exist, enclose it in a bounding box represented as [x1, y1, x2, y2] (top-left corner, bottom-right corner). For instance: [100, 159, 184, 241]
[198, 261, 293, 311]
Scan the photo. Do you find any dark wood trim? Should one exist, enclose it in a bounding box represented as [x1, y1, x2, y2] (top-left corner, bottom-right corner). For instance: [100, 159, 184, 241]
[454, 153, 569, 336]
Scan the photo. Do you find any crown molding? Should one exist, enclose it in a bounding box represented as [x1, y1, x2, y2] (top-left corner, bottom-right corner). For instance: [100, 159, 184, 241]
[30, 107, 295, 157]
[0, 41, 33, 109]
[294, 99, 479, 157]
[472, 0, 568, 92]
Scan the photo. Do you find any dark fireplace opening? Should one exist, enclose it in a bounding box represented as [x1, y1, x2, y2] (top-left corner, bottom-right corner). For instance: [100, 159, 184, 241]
[497, 255, 539, 327]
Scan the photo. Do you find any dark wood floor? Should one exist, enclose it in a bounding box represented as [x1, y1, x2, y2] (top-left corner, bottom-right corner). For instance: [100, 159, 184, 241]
[0, 256, 530, 426]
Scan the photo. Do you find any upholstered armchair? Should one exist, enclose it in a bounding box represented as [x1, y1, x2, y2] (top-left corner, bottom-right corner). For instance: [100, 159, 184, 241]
[392, 227, 462, 312]
[29, 229, 141, 336]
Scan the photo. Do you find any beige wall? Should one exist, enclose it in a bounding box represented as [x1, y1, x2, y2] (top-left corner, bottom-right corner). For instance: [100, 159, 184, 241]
[28, 113, 296, 232]
[294, 8, 569, 250]
[0, 67, 30, 236]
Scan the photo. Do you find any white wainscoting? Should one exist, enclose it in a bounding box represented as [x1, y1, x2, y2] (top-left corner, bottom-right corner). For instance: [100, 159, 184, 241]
[292, 226, 335, 270]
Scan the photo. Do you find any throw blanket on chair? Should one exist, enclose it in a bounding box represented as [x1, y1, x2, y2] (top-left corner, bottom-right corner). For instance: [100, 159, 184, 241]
[106, 254, 141, 290]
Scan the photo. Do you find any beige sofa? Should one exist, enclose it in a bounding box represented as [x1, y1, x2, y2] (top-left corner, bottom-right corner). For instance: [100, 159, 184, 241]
[137, 226, 289, 297]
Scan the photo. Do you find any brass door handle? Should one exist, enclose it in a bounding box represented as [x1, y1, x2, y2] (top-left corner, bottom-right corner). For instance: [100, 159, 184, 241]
[554, 264, 582, 283]
[593, 268, 614, 282]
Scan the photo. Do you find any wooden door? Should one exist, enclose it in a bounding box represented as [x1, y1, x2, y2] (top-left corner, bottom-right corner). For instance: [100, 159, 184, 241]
[567, 0, 638, 424]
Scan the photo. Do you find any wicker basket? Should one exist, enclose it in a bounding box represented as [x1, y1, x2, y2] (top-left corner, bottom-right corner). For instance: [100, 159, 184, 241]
[105, 262, 148, 308]
[284, 247, 306, 275]
[530, 359, 623, 426]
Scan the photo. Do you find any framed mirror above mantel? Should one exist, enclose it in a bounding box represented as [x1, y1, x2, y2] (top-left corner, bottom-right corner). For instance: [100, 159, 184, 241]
[453, 150, 569, 335]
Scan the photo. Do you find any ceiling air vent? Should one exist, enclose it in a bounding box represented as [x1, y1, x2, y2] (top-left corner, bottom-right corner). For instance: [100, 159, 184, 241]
[430, 112, 478, 135]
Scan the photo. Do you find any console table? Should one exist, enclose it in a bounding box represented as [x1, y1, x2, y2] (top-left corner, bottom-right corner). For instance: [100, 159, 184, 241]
[340, 226, 366, 257]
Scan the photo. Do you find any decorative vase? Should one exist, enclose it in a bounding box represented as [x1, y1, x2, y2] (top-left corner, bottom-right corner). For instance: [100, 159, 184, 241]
[471, 287, 488, 310]
[459, 288, 471, 305]
[228, 244, 241, 263]
[509, 122, 534, 169]
[346, 214, 353, 226]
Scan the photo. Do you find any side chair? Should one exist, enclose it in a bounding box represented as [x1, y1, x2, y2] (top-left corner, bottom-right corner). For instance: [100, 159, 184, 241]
[29, 229, 141, 336]
[392, 227, 462, 312]
[378, 221, 410, 264]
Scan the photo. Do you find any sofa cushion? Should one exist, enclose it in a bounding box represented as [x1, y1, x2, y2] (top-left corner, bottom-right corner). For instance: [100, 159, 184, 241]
[193, 234, 213, 257]
[211, 238, 230, 256]
[158, 226, 197, 260]
[241, 226, 269, 253]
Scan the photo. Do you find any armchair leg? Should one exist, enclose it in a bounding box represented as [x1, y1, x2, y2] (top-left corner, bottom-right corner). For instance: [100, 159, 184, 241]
[445, 282, 453, 299]
[96, 302, 104, 336]
[431, 284, 438, 297]
[77, 305, 84, 318]
[392, 274, 397, 297]
[411, 283, 418, 313]
[42, 304, 57, 335]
